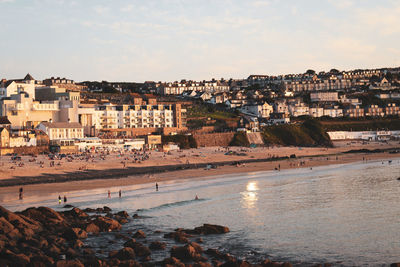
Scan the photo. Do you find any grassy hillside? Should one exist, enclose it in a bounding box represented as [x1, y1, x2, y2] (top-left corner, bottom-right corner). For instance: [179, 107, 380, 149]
[320, 118, 400, 131]
[261, 119, 333, 147]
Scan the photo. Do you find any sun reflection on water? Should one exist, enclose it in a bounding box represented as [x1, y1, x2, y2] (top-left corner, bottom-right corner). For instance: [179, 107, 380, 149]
[241, 181, 259, 210]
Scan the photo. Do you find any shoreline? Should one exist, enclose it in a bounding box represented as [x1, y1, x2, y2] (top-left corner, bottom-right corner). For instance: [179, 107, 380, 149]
[0, 147, 399, 203]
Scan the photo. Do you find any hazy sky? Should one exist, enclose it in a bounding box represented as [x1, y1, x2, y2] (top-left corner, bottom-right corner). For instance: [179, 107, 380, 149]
[0, 0, 399, 82]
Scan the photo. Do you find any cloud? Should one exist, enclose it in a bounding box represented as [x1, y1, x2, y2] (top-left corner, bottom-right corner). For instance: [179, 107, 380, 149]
[0, 0, 15, 3]
[94, 5, 109, 15]
[356, 5, 400, 35]
[328, 0, 354, 9]
[328, 37, 376, 58]
[120, 4, 134, 12]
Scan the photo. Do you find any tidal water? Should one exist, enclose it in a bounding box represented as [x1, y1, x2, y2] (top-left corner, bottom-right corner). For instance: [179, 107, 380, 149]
[3, 159, 400, 266]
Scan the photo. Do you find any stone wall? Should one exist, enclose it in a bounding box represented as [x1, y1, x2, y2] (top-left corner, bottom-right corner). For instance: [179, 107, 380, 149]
[0, 146, 49, 155]
[193, 132, 235, 147]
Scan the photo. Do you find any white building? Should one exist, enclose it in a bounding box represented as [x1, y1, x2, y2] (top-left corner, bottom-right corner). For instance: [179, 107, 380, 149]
[36, 122, 84, 140]
[78, 103, 179, 135]
[309, 107, 324, 117]
[240, 102, 273, 118]
[0, 74, 38, 99]
[310, 91, 339, 102]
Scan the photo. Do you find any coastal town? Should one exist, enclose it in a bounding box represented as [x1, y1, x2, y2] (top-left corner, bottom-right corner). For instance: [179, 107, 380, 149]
[1, 66, 400, 157]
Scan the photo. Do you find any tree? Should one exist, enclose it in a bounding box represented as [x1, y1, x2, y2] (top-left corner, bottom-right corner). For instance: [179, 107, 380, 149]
[306, 69, 316, 75]
[330, 68, 340, 74]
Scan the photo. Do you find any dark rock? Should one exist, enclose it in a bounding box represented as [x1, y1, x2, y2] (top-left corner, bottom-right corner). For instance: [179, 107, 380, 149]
[103, 206, 112, 212]
[132, 214, 140, 219]
[149, 241, 166, 250]
[170, 244, 202, 261]
[93, 216, 121, 232]
[162, 257, 185, 267]
[194, 262, 213, 267]
[194, 224, 230, 235]
[114, 247, 136, 261]
[116, 211, 129, 218]
[221, 259, 251, 267]
[119, 259, 142, 267]
[1, 250, 30, 266]
[391, 264, 400, 267]
[0, 206, 41, 230]
[164, 231, 190, 243]
[64, 208, 89, 219]
[63, 204, 74, 209]
[85, 222, 100, 234]
[72, 239, 84, 249]
[124, 239, 151, 257]
[0, 217, 15, 234]
[30, 254, 55, 266]
[66, 247, 80, 259]
[205, 248, 224, 259]
[83, 208, 96, 213]
[62, 228, 88, 240]
[189, 242, 203, 254]
[22, 206, 65, 226]
[56, 259, 84, 267]
[133, 230, 146, 239]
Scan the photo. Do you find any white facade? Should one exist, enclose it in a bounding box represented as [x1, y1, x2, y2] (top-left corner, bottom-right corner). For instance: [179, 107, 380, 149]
[240, 103, 273, 118]
[36, 122, 84, 140]
[78, 104, 176, 135]
[309, 107, 324, 117]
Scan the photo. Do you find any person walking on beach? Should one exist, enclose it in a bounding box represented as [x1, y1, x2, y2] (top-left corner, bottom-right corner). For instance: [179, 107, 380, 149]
[108, 190, 111, 198]
[64, 195, 67, 203]
[58, 195, 62, 204]
[19, 187, 23, 200]
[156, 183, 158, 191]
[119, 190, 122, 198]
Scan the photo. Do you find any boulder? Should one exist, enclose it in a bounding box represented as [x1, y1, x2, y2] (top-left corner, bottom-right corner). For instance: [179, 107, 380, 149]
[149, 241, 166, 250]
[56, 259, 84, 267]
[63, 208, 89, 219]
[162, 257, 185, 267]
[114, 247, 136, 261]
[133, 230, 146, 239]
[171, 244, 202, 261]
[85, 223, 100, 234]
[194, 262, 213, 267]
[124, 240, 151, 257]
[0, 217, 15, 234]
[116, 211, 129, 218]
[205, 248, 224, 259]
[21, 206, 65, 225]
[0, 206, 40, 230]
[103, 206, 112, 212]
[30, 254, 55, 266]
[118, 259, 142, 267]
[62, 228, 88, 241]
[194, 224, 230, 235]
[221, 259, 251, 267]
[93, 217, 121, 232]
[164, 231, 190, 243]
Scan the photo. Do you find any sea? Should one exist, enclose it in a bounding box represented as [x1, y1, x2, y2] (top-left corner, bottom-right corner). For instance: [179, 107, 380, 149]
[2, 158, 400, 266]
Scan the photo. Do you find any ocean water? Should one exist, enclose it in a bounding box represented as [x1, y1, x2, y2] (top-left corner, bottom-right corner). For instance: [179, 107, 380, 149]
[3, 159, 400, 266]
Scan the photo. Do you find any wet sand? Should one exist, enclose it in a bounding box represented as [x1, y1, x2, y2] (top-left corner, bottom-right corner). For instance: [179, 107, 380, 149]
[0, 140, 399, 198]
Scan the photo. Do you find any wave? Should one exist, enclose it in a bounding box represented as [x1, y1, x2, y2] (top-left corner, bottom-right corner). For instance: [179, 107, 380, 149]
[136, 198, 207, 212]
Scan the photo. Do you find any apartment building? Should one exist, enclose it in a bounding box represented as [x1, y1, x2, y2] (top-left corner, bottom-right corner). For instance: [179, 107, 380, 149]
[160, 80, 229, 95]
[323, 107, 343, 118]
[365, 105, 385, 117]
[240, 102, 273, 118]
[78, 103, 183, 135]
[344, 105, 364, 118]
[385, 103, 400, 116]
[283, 79, 352, 92]
[310, 91, 339, 102]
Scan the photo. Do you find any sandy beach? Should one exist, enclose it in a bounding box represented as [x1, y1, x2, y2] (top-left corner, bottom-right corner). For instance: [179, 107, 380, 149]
[0, 140, 399, 199]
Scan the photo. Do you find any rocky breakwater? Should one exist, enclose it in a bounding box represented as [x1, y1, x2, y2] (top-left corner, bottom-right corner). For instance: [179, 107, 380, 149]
[0, 204, 305, 267]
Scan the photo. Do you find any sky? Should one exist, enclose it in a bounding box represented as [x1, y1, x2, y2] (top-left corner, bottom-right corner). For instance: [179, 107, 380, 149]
[0, 0, 399, 82]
